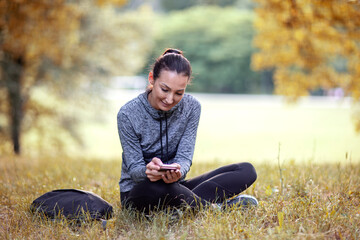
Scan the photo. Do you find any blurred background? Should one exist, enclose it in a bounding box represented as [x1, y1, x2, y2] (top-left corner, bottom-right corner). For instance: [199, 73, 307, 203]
[1, 0, 359, 163]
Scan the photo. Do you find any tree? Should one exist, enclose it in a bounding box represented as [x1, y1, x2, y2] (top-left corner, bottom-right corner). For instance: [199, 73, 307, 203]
[251, 0, 360, 130]
[0, 0, 153, 154]
[160, 0, 238, 12]
[142, 6, 270, 94]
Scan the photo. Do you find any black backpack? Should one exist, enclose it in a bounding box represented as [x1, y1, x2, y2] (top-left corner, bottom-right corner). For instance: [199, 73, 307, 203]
[30, 189, 113, 222]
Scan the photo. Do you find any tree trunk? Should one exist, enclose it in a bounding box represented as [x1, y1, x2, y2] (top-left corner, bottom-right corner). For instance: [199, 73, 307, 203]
[2, 53, 24, 154]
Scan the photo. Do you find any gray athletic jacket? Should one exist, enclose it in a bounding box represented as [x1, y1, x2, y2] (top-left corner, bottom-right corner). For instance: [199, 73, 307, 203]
[117, 91, 201, 193]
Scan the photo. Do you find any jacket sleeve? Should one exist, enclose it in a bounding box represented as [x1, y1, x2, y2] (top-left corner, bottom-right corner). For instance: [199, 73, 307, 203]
[117, 110, 147, 182]
[170, 99, 201, 179]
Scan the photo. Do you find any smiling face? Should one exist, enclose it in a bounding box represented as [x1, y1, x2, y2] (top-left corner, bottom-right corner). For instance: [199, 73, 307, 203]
[148, 70, 189, 111]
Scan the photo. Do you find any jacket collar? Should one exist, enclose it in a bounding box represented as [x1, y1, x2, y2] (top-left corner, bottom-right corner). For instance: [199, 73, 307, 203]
[139, 91, 180, 120]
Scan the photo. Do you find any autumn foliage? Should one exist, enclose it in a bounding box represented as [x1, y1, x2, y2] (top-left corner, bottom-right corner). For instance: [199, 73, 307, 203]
[0, 0, 142, 154]
[252, 0, 360, 98]
[251, 0, 360, 130]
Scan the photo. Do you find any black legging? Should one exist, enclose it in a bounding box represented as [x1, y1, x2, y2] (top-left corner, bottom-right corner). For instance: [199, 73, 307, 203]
[120, 162, 257, 212]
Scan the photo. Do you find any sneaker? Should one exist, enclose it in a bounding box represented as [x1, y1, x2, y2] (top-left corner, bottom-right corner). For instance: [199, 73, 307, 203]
[223, 194, 258, 209]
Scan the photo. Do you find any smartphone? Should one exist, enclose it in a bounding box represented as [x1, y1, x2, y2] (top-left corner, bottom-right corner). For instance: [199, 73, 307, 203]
[159, 164, 178, 171]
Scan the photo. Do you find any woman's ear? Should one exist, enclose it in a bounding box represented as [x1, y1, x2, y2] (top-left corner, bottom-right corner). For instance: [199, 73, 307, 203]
[148, 72, 154, 85]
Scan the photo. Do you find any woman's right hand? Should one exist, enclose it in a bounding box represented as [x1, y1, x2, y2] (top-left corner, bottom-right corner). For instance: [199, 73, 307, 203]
[145, 157, 163, 182]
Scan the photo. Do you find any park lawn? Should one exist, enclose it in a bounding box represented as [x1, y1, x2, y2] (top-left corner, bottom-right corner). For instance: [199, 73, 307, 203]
[0, 155, 359, 239]
[194, 94, 360, 164]
[20, 90, 360, 164]
[47, 91, 360, 164]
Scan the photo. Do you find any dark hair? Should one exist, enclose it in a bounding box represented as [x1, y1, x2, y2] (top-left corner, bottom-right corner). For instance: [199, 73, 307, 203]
[152, 48, 192, 81]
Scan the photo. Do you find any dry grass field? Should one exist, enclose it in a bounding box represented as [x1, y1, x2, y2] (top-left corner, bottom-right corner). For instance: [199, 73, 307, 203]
[1, 155, 359, 239]
[1, 91, 359, 239]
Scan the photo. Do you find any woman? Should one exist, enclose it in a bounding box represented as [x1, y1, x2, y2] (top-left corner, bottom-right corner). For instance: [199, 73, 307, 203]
[117, 48, 257, 213]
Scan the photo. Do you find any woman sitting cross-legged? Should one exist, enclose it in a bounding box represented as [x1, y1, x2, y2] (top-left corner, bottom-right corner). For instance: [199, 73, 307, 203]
[117, 48, 258, 213]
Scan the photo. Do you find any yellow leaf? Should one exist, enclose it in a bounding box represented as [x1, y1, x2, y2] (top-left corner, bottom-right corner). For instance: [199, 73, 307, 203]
[278, 211, 284, 229]
[330, 207, 336, 217]
[265, 185, 273, 196]
[294, 29, 306, 42]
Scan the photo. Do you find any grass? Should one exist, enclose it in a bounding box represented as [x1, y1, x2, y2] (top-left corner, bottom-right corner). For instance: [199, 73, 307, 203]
[40, 90, 359, 163]
[3, 90, 360, 238]
[194, 94, 360, 163]
[1, 155, 359, 239]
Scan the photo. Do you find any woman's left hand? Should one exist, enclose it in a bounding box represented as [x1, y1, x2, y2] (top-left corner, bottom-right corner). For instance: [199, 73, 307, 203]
[162, 163, 182, 183]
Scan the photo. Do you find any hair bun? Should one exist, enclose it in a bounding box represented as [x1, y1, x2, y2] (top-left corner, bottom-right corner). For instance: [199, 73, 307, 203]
[151, 48, 192, 84]
[162, 48, 183, 56]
